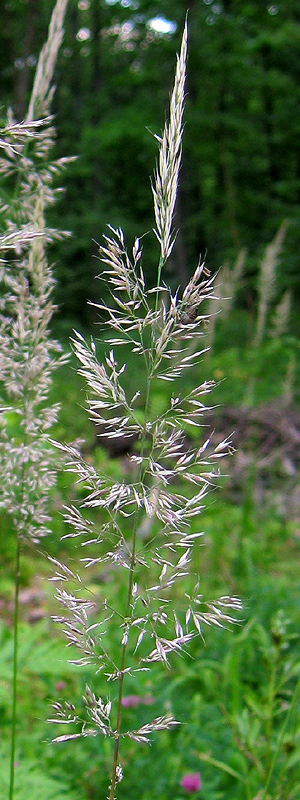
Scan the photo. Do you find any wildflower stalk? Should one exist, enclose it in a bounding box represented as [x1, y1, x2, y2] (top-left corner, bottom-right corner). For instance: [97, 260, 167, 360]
[109, 375, 153, 799]
[0, 2, 69, 797]
[109, 518, 138, 799]
[49, 21, 241, 797]
[9, 536, 20, 800]
[108, 59, 194, 770]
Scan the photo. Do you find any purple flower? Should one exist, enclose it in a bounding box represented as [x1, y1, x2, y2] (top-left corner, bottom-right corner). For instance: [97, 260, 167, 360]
[121, 694, 141, 708]
[122, 693, 155, 708]
[55, 680, 67, 692]
[180, 772, 202, 793]
[142, 693, 155, 705]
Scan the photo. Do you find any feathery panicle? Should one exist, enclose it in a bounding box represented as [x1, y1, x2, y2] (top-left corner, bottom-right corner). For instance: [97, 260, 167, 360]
[49, 23, 241, 800]
[205, 246, 247, 355]
[0, 5, 69, 797]
[232, 246, 247, 289]
[253, 221, 287, 348]
[0, 0, 70, 543]
[0, 191, 68, 542]
[27, 0, 69, 122]
[221, 246, 247, 320]
[271, 288, 291, 338]
[152, 20, 187, 264]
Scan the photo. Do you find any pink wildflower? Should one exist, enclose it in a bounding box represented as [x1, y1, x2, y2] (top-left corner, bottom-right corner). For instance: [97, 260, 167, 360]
[122, 693, 155, 708]
[121, 695, 141, 708]
[142, 693, 155, 705]
[180, 772, 202, 793]
[55, 681, 67, 692]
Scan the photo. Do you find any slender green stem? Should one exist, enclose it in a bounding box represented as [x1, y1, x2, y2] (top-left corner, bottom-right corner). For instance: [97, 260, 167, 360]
[262, 672, 300, 799]
[109, 639, 128, 799]
[109, 517, 139, 799]
[109, 377, 152, 800]
[265, 656, 276, 774]
[155, 256, 165, 314]
[9, 534, 21, 800]
[110, 237, 166, 797]
[197, 752, 247, 786]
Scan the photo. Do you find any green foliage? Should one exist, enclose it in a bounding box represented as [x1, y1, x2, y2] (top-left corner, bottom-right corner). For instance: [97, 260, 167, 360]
[0, 745, 81, 800]
[196, 613, 300, 799]
[1, 477, 300, 798]
[2, 0, 300, 322]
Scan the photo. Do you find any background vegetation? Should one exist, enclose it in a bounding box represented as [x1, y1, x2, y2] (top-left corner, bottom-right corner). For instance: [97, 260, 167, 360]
[1, 0, 300, 323]
[0, 1, 300, 798]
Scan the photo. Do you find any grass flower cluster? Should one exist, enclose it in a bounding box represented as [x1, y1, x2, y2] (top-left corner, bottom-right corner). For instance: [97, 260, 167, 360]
[0, 0, 70, 540]
[47, 20, 241, 800]
[0, 5, 246, 799]
[0, 1, 70, 797]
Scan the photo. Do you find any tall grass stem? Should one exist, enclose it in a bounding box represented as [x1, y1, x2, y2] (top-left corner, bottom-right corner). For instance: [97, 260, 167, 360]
[263, 672, 300, 799]
[9, 537, 21, 800]
[109, 375, 152, 800]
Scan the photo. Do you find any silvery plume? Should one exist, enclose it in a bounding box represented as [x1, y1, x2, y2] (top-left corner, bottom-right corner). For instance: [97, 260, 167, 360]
[0, 0, 71, 544]
[49, 21, 242, 800]
[1, 4, 71, 800]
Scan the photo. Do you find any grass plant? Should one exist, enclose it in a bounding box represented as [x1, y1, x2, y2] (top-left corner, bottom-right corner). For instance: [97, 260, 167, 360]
[48, 21, 242, 799]
[0, 478, 299, 798]
[0, 1, 69, 797]
[0, 4, 299, 800]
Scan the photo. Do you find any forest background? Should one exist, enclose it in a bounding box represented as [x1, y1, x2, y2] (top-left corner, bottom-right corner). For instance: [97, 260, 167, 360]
[1, 0, 300, 325]
[1, 2, 300, 800]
